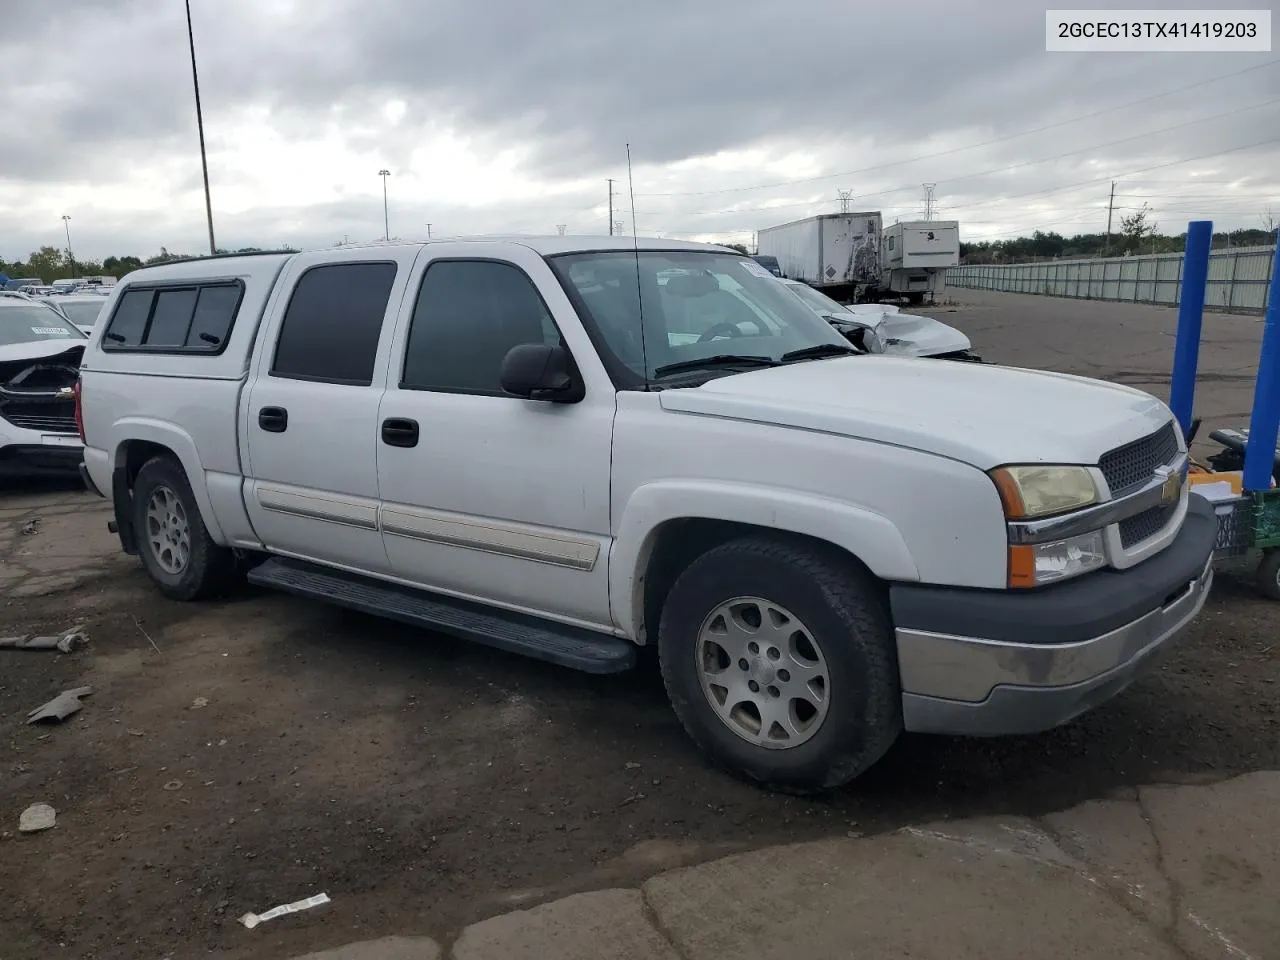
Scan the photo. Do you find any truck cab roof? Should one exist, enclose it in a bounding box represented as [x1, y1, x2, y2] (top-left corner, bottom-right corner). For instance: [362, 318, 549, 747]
[118, 236, 737, 286]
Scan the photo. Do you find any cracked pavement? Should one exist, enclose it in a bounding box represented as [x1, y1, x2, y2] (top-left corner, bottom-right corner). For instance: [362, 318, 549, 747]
[289, 772, 1280, 960]
[0, 485, 131, 599]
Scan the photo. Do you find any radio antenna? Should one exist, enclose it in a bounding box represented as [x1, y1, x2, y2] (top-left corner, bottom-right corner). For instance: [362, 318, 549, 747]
[626, 142, 649, 389]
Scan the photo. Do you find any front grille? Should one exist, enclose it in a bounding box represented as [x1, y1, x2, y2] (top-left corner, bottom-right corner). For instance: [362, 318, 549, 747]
[1099, 421, 1179, 495]
[1119, 502, 1177, 548]
[4, 413, 76, 432]
[0, 398, 77, 434]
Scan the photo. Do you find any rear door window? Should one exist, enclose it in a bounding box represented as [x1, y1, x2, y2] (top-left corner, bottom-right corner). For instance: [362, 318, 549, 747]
[270, 262, 398, 385]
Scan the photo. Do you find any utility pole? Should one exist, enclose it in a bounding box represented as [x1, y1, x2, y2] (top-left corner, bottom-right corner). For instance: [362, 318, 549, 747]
[837, 189, 852, 214]
[922, 183, 937, 221]
[1104, 181, 1116, 256]
[61, 215, 75, 274]
[614, 220, 625, 237]
[556, 224, 567, 236]
[378, 169, 390, 240]
[426, 223, 432, 239]
[185, 0, 216, 255]
[607, 179, 615, 235]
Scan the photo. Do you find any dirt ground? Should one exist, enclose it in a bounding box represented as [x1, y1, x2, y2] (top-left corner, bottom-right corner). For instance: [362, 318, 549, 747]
[1, 289, 1277, 960]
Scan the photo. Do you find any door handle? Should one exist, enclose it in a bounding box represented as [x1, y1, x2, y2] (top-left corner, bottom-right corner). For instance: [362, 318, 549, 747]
[381, 417, 419, 448]
[258, 406, 288, 433]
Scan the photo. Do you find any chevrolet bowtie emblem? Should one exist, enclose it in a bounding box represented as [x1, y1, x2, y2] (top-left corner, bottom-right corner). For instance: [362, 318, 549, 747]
[1158, 468, 1182, 505]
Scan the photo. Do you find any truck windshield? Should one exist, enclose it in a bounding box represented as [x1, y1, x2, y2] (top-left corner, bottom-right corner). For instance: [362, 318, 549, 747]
[0, 305, 87, 346]
[549, 250, 853, 385]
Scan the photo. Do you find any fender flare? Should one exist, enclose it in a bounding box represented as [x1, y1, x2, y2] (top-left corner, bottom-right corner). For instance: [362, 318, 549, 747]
[109, 418, 229, 545]
[609, 479, 919, 640]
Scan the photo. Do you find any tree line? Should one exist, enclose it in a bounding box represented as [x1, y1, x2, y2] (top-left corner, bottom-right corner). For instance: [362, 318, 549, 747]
[959, 205, 1278, 265]
[0, 245, 295, 282]
[6, 210, 1277, 280]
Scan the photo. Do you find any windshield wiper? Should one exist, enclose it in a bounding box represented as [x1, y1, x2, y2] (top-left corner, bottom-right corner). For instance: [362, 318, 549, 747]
[652, 355, 781, 379]
[779, 343, 861, 363]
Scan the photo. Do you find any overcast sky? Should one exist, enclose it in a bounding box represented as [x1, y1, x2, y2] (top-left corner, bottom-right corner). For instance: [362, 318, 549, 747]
[1, 0, 1277, 262]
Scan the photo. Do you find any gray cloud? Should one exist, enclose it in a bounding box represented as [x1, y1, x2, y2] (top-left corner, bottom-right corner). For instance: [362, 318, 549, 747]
[1, 0, 1277, 260]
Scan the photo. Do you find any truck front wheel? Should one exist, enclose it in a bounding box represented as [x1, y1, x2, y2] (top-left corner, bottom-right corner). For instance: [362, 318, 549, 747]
[657, 535, 901, 793]
[132, 456, 235, 601]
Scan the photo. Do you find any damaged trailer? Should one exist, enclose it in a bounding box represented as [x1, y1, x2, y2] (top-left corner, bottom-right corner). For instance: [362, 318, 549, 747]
[0, 298, 88, 476]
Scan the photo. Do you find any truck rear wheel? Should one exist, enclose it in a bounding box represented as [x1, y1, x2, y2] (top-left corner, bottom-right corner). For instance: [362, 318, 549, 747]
[657, 534, 901, 793]
[132, 456, 235, 601]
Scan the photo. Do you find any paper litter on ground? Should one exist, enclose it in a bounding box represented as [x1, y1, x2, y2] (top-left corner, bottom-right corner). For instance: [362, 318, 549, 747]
[239, 892, 330, 929]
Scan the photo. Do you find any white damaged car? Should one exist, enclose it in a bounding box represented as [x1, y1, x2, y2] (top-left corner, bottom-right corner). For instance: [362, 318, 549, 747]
[0, 294, 89, 476]
[778, 277, 981, 361]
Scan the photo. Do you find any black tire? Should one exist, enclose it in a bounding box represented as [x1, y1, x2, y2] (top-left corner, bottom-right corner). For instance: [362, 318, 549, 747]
[132, 455, 235, 601]
[657, 534, 901, 794]
[1256, 549, 1280, 601]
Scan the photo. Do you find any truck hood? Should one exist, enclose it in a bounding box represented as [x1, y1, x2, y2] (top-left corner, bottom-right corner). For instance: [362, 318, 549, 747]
[657, 355, 1173, 469]
[0, 339, 87, 365]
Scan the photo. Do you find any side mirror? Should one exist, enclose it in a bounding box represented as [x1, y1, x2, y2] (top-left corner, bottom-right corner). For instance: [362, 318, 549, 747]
[500, 343, 582, 402]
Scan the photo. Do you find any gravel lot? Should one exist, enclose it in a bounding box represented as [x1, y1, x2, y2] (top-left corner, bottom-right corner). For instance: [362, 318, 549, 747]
[1, 288, 1277, 960]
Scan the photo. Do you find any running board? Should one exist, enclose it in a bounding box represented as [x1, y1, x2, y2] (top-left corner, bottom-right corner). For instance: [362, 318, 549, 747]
[246, 556, 637, 674]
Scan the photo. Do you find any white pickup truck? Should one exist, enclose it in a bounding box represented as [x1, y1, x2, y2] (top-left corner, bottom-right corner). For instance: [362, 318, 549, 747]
[75, 237, 1218, 792]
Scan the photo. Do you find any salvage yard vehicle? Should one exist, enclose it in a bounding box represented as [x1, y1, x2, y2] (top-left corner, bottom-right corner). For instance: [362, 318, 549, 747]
[41, 294, 109, 335]
[0, 293, 88, 476]
[76, 237, 1218, 792]
[776, 277, 981, 361]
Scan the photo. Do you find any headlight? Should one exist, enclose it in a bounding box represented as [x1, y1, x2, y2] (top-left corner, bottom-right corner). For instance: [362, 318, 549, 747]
[990, 465, 1098, 519]
[1008, 530, 1107, 588]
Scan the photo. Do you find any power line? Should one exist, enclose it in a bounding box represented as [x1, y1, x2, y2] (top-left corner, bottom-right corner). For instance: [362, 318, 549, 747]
[668, 104, 1280, 224]
[634, 58, 1279, 199]
[649, 134, 1280, 239]
[1115, 193, 1277, 200]
[1122, 178, 1265, 184]
[942, 133, 1280, 214]
[965, 219, 1114, 240]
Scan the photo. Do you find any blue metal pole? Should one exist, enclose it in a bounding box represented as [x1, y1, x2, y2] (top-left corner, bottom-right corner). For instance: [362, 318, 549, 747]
[1168, 221, 1213, 441]
[1242, 230, 1280, 492]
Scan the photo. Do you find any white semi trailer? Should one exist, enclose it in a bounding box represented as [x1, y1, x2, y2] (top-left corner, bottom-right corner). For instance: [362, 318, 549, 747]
[755, 213, 882, 302]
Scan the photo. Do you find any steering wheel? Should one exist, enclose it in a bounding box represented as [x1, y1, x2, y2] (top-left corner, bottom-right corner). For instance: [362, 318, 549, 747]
[697, 321, 747, 343]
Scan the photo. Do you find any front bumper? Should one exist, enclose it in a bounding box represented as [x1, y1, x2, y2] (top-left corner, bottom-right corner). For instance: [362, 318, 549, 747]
[891, 493, 1217, 736]
[0, 440, 84, 475]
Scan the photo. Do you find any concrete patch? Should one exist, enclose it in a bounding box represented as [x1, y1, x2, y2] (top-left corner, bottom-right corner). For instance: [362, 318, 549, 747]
[1044, 798, 1175, 927]
[452, 889, 678, 960]
[643, 830, 1180, 960]
[1141, 772, 1280, 960]
[287, 935, 440, 960]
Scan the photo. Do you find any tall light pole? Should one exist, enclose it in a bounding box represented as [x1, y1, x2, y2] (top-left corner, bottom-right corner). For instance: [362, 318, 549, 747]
[378, 169, 391, 240]
[185, 0, 216, 255]
[61, 215, 76, 274]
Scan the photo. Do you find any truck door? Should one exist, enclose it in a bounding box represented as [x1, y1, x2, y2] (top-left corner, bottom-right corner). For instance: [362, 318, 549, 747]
[374, 241, 616, 630]
[241, 246, 422, 572]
